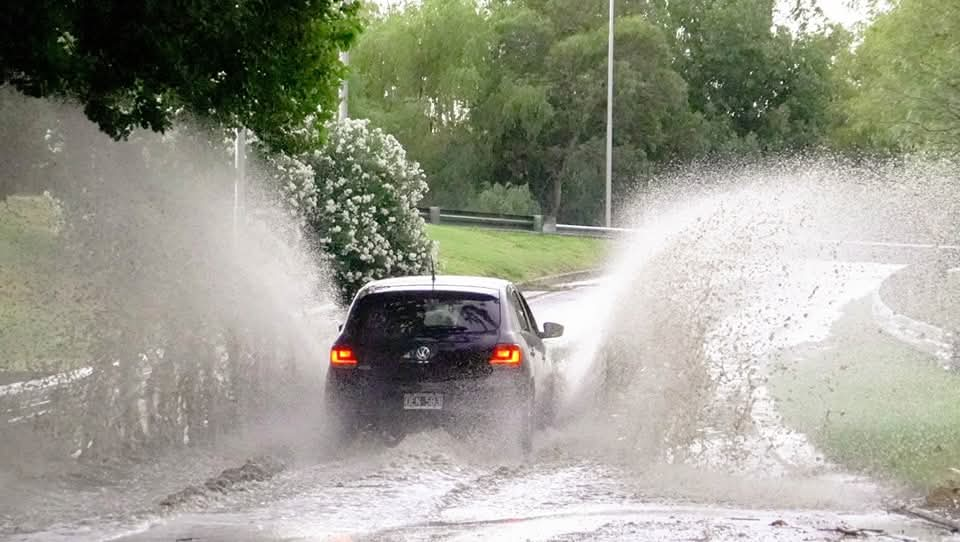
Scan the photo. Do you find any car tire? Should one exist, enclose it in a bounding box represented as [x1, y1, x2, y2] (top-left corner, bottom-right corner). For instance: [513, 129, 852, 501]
[322, 385, 360, 451]
[379, 425, 406, 448]
[322, 411, 358, 450]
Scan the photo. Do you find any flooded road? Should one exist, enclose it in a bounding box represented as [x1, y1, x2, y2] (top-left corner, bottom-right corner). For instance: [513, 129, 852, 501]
[9, 262, 957, 542]
[93, 452, 954, 541]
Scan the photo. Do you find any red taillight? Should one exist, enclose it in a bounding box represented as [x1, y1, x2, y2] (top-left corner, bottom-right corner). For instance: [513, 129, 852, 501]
[330, 346, 358, 366]
[490, 344, 522, 366]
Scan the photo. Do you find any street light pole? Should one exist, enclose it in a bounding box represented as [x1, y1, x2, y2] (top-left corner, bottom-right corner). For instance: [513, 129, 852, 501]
[338, 0, 357, 122]
[233, 127, 246, 250]
[338, 50, 349, 122]
[229, 126, 247, 408]
[605, 0, 614, 228]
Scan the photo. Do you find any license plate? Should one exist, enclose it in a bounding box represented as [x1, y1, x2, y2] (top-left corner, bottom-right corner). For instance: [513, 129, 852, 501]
[403, 393, 443, 410]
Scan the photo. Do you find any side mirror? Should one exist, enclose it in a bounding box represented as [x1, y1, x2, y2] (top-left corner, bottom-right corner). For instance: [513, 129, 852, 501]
[540, 322, 564, 339]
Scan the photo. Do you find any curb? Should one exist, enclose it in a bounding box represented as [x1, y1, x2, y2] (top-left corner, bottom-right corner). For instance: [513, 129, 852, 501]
[517, 268, 603, 290]
[872, 290, 956, 370]
[0, 366, 93, 398]
[894, 505, 960, 533]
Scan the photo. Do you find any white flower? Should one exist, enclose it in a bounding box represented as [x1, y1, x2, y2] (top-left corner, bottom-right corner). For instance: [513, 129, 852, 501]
[275, 117, 433, 301]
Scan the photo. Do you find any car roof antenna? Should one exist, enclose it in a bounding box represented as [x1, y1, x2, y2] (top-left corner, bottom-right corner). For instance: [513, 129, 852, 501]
[430, 255, 436, 289]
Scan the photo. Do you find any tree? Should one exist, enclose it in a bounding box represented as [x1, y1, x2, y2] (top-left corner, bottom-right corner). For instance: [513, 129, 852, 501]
[347, 0, 844, 225]
[835, 0, 960, 153]
[655, 0, 845, 151]
[474, 182, 541, 215]
[0, 0, 361, 151]
[348, 0, 493, 207]
[477, 4, 694, 224]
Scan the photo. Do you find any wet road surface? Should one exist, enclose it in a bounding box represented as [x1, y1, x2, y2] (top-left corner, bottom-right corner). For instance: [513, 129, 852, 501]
[6, 266, 960, 542]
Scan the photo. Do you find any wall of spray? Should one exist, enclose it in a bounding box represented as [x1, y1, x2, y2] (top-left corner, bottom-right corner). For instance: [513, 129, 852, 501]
[0, 91, 341, 465]
[554, 156, 959, 473]
[3, 85, 959, 488]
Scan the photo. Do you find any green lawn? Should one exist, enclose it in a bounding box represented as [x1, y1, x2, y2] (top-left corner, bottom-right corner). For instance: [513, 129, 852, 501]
[769, 296, 960, 489]
[0, 196, 91, 373]
[1, 204, 608, 374]
[426, 224, 609, 284]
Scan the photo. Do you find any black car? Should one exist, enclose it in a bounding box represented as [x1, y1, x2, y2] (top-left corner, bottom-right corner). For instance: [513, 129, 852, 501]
[325, 275, 564, 453]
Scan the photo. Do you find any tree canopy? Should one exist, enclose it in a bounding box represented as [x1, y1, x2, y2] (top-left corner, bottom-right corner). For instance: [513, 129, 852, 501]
[476, 6, 695, 222]
[349, 0, 847, 224]
[348, 0, 492, 207]
[835, 0, 960, 154]
[0, 0, 362, 152]
[658, 0, 847, 151]
[5, 0, 952, 225]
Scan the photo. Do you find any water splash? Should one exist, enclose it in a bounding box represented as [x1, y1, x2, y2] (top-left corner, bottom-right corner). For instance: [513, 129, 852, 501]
[555, 156, 959, 477]
[0, 94, 342, 471]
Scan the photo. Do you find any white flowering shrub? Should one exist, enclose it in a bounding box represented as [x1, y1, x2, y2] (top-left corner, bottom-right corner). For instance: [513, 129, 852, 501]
[273, 118, 435, 303]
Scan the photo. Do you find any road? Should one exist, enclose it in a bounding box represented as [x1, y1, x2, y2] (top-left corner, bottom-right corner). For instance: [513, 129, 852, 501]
[5, 265, 959, 542]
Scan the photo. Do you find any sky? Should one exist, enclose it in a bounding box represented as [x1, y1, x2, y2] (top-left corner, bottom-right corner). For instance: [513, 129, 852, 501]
[782, 0, 875, 28]
[370, 0, 874, 29]
[814, 0, 870, 25]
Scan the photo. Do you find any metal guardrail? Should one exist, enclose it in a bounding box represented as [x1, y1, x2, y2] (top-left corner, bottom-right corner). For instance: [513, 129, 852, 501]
[418, 207, 541, 232]
[1, 367, 93, 425]
[554, 223, 635, 238]
[419, 207, 621, 237]
[421, 207, 960, 248]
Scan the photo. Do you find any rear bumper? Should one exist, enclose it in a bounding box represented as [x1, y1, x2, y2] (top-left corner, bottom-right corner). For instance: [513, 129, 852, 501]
[325, 369, 530, 422]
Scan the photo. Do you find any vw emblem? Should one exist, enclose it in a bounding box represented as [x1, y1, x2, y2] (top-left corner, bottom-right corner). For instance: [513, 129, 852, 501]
[414, 346, 432, 362]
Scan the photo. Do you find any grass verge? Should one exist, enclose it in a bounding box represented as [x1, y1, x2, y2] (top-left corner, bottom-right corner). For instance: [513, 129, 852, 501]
[426, 224, 610, 284]
[1, 208, 608, 374]
[769, 296, 960, 489]
[0, 196, 90, 373]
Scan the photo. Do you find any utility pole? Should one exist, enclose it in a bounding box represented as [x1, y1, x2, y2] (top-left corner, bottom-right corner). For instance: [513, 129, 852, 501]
[233, 128, 246, 249]
[605, 0, 615, 228]
[228, 127, 247, 416]
[339, 0, 356, 122]
[338, 50, 349, 122]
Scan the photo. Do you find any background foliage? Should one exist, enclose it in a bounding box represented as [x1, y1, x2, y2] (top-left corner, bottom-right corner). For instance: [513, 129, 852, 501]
[473, 183, 542, 216]
[832, 0, 960, 154]
[0, 0, 362, 153]
[349, 0, 851, 225]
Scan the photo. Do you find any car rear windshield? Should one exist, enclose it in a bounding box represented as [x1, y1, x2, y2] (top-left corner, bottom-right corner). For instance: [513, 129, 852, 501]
[347, 290, 501, 341]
